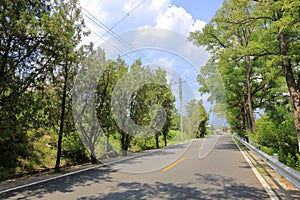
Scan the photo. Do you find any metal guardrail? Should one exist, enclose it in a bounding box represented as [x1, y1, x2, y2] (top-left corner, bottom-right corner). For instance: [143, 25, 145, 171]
[233, 134, 300, 190]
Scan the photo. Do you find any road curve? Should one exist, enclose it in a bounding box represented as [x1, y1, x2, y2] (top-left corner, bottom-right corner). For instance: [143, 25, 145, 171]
[1, 135, 272, 200]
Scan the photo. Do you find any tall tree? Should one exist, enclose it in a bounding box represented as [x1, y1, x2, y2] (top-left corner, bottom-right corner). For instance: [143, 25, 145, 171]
[251, 0, 300, 151]
[73, 48, 128, 163]
[189, 0, 280, 135]
[96, 54, 127, 157]
[0, 0, 86, 174]
[189, 0, 259, 132]
[131, 68, 175, 149]
[0, 0, 53, 174]
[49, 0, 87, 172]
[184, 99, 209, 138]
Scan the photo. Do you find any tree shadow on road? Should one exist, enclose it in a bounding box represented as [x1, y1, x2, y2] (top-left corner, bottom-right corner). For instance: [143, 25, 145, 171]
[77, 173, 271, 200]
[194, 173, 270, 199]
[215, 142, 240, 151]
[78, 181, 203, 200]
[109, 149, 176, 166]
[0, 166, 117, 199]
[1, 165, 274, 200]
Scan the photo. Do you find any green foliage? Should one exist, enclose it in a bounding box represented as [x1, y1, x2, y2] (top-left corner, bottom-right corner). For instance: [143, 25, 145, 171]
[190, 0, 300, 160]
[252, 104, 299, 167]
[62, 133, 90, 165]
[296, 154, 300, 171]
[190, 0, 272, 133]
[76, 47, 177, 158]
[286, 153, 296, 168]
[7, 0, 300, 180]
[260, 146, 274, 156]
[0, 0, 182, 180]
[130, 136, 164, 152]
[0, 0, 89, 178]
[184, 100, 209, 138]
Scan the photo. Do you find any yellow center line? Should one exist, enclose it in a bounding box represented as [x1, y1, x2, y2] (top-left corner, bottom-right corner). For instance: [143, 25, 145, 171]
[162, 157, 186, 172]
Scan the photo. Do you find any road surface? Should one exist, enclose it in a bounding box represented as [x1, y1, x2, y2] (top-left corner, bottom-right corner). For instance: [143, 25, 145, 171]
[0, 135, 272, 199]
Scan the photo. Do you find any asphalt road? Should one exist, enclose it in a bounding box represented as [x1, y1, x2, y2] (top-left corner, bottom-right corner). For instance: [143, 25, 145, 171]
[0, 135, 272, 199]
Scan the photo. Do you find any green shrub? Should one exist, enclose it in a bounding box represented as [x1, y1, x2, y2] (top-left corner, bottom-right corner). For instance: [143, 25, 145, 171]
[286, 153, 296, 168]
[296, 154, 300, 171]
[260, 146, 274, 156]
[62, 133, 89, 165]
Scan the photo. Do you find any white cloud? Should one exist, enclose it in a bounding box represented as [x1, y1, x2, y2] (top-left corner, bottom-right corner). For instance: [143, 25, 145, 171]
[156, 57, 176, 68]
[123, 0, 171, 29]
[79, 0, 209, 91]
[79, 0, 173, 45]
[155, 5, 205, 35]
[79, 0, 205, 45]
[150, 0, 170, 11]
[191, 20, 206, 32]
[155, 6, 192, 34]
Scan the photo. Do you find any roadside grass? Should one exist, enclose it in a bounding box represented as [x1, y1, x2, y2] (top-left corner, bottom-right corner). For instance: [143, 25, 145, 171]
[232, 135, 271, 178]
[232, 136, 246, 148]
[254, 163, 269, 176]
[1, 129, 203, 182]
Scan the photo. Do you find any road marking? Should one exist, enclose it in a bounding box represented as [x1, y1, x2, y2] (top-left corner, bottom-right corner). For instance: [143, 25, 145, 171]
[234, 138, 279, 200]
[198, 135, 220, 160]
[162, 157, 186, 172]
[0, 141, 194, 195]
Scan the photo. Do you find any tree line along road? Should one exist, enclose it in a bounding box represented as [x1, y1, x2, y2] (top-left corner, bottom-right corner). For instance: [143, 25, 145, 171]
[1, 135, 286, 199]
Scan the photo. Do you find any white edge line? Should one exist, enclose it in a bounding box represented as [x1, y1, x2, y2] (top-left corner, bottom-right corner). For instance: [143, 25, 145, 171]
[0, 154, 141, 194]
[0, 140, 194, 195]
[0, 163, 104, 195]
[233, 136, 279, 200]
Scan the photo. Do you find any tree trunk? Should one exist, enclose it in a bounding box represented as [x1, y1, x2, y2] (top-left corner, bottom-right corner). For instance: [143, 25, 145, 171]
[239, 104, 246, 134]
[163, 132, 167, 147]
[121, 132, 130, 156]
[279, 31, 300, 152]
[200, 121, 206, 137]
[105, 129, 109, 152]
[121, 132, 126, 156]
[55, 63, 68, 173]
[162, 124, 168, 147]
[89, 144, 99, 164]
[292, 105, 300, 152]
[125, 134, 130, 152]
[155, 134, 159, 149]
[90, 154, 98, 164]
[244, 56, 256, 132]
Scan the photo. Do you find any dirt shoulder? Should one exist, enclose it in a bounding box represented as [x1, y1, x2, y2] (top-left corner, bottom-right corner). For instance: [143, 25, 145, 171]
[237, 141, 300, 200]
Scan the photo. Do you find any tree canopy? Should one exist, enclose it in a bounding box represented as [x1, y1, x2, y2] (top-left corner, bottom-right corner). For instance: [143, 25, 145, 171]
[189, 0, 300, 168]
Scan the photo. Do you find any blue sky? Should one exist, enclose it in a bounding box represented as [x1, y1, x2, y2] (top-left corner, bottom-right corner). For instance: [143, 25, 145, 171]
[80, 0, 224, 41]
[79, 0, 226, 127]
[171, 0, 223, 22]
